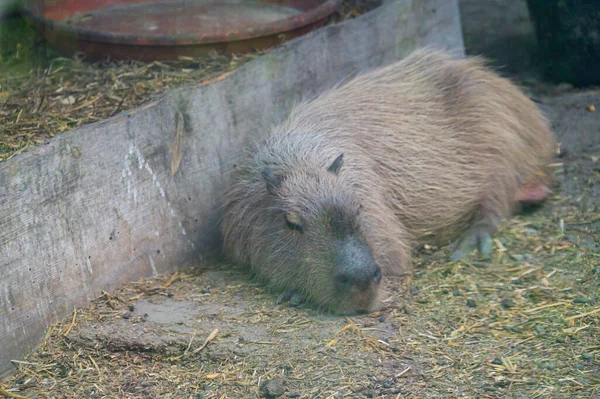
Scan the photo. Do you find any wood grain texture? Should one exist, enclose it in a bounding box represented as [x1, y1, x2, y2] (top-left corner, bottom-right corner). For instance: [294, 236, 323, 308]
[0, 0, 464, 377]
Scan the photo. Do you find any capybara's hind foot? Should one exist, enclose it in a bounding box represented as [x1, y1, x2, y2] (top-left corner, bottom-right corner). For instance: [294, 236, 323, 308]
[276, 289, 306, 307]
[450, 227, 493, 261]
[450, 212, 500, 262]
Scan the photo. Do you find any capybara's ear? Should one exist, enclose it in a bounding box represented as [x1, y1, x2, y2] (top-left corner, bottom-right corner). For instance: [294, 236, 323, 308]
[261, 167, 282, 194]
[327, 153, 344, 175]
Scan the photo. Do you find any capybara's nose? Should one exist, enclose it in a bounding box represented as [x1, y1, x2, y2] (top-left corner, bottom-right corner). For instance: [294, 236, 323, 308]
[335, 263, 382, 292]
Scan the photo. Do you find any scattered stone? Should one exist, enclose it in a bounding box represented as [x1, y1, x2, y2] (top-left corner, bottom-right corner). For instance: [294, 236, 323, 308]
[534, 325, 544, 335]
[466, 299, 477, 308]
[260, 378, 286, 398]
[501, 298, 515, 309]
[573, 297, 590, 304]
[379, 315, 386, 323]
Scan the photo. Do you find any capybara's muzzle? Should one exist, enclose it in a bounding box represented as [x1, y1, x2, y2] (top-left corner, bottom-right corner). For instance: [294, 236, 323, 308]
[333, 237, 381, 297]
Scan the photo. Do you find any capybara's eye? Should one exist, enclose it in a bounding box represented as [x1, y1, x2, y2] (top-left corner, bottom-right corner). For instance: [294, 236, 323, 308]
[284, 213, 303, 233]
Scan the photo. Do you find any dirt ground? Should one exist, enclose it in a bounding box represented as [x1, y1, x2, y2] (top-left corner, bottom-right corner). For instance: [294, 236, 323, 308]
[1, 1, 599, 398]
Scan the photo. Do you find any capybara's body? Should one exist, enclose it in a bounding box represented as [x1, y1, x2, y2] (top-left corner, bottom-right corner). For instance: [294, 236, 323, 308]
[221, 48, 556, 314]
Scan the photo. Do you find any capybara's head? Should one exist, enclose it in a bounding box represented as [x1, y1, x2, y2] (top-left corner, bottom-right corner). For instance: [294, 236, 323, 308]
[223, 153, 382, 315]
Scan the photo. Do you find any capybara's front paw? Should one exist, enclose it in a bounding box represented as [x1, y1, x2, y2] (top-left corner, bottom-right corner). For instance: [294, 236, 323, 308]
[450, 227, 493, 262]
[276, 289, 306, 307]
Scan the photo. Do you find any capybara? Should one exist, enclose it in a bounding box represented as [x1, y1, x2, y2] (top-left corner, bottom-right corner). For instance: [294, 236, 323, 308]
[221, 48, 556, 315]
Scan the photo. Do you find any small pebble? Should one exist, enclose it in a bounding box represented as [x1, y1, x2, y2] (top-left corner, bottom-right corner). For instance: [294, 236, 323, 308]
[129, 305, 135, 312]
[379, 315, 386, 323]
[466, 299, 477, 308]
[582, 353, 593, 360]
[260, 378, 286, 398]
[491, 358, 502, 365]
[453, 289, 461, 297]
[436, 359, 447, 366]
[501, 298, 515, 309]
[512, 278, 523, 285]
[363, 390, 374, 398]
[442, 289, 449, 294]
[534, 325, 544, 335]
[167, 292, 174, 298]
[287, 392, 301, 398]
[556, 336, 566, 343]
[122, 313, 130, 319]
[573, 297, 589, 304]
[382, 380, 393, 389]
[545, 362, 556, 370]
[200, 288, 210, 294]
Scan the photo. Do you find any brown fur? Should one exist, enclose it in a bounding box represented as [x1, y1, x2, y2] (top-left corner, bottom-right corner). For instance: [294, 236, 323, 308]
[220, 48, 556, 314]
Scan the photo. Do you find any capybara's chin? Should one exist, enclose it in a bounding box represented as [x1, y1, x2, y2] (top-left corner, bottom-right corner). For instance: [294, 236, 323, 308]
[325, 280, 383, 315]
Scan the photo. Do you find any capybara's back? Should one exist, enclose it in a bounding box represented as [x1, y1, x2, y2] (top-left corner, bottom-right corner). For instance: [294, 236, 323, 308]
[221, 48, 556, 314]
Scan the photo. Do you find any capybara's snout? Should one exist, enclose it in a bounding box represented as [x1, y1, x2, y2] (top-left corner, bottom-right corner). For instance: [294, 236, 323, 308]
[333, 263, 381, 293]
[333, 238, 381, 302]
